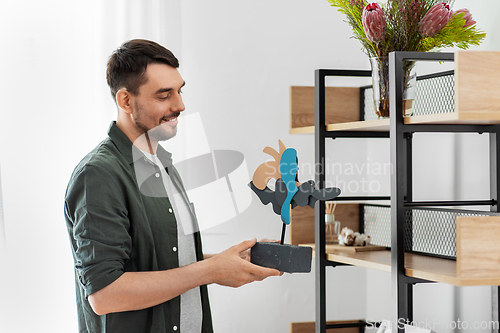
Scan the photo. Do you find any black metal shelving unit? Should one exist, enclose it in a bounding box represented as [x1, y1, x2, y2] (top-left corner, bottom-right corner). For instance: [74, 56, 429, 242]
[313, 51, 500, 333]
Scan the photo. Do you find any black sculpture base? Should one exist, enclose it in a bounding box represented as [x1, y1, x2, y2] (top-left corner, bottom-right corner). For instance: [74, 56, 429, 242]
[250, 242, 312, 273]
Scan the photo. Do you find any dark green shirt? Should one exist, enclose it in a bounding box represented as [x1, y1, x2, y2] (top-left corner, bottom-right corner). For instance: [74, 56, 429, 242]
[64, 122, 213, 333]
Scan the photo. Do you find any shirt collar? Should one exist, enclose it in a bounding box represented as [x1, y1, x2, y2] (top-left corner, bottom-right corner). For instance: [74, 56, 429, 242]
[107, 121, 173, 167]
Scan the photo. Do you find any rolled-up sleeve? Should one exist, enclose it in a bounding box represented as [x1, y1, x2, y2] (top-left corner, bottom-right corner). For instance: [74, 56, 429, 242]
[65, 163, 132, 297]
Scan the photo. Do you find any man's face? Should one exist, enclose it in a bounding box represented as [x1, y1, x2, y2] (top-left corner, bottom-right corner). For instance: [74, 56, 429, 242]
[131, 63, 185, 141]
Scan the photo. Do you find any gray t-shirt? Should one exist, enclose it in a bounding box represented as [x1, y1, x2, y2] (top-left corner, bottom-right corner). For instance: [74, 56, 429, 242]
[144, 152, 202, 333]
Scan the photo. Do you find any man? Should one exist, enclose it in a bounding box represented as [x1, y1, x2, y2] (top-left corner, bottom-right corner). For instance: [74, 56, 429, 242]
[64, 39, 281, 333]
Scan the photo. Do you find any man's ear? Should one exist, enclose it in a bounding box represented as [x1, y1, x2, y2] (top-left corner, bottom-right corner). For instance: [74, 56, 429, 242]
[116, 88, 133, 114]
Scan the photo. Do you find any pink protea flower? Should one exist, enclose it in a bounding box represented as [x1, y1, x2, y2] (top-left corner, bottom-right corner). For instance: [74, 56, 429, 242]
[418, 2, 453, 37]
[362, 3, 387, 43]
[454, 8, 476, 27]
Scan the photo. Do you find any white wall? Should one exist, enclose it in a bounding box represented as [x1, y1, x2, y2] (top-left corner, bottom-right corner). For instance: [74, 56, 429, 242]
[0, 0, 499, 332]
[0, 1, 182, 332]
[179, 0, 370, 331]
[0, 3, 105, 332]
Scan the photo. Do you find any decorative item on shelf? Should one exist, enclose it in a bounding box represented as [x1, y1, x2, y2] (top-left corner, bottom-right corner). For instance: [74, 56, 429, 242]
[327, 0, 485, 118]
[370, 56, 417, 118]
[325, 201, 341, 244]
[248, 140, 341, 273]
[338, 227, 371, 246]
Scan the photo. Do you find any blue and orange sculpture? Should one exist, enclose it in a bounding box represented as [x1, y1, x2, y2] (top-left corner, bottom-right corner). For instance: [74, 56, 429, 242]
[249, 140, 341, 243]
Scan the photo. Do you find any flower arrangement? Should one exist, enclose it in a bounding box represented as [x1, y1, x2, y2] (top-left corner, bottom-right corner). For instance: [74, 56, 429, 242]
[327, 0, 486, 118]
[327, 0, 486, 59]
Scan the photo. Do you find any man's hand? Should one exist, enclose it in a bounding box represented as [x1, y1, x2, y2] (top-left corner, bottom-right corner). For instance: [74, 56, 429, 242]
[238, 238, 279, 262]
[205, 238, 283, 288]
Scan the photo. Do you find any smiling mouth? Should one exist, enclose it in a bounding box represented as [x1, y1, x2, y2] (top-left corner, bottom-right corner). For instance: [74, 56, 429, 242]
[161, 112, 181, 124]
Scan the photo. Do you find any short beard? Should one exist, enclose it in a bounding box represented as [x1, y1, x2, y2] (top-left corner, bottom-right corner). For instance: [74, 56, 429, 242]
[133, 100, 178, 142]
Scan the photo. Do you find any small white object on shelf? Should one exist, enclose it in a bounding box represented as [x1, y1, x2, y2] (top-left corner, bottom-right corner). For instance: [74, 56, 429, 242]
[338, 227, 371, 246]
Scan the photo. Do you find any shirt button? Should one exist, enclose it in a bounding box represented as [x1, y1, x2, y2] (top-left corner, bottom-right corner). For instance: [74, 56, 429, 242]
[173, 326, 178, 331]
[155, 173, 160, 178]
[173, 247, 177, 252]
[168, 208, 173, 213]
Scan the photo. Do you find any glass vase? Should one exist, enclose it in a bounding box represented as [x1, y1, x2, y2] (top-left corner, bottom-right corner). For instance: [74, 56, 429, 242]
[369, 57, 417, 118]
[325, 214, 340, 244]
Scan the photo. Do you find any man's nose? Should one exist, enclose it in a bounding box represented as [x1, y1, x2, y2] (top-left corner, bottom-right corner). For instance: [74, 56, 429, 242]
[172, 92, 185, 113]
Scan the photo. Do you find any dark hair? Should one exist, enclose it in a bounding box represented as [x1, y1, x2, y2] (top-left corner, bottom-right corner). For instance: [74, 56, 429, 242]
[106, 39, 179, 99]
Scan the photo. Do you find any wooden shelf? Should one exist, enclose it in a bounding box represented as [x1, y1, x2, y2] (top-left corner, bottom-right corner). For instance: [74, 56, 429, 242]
[404, 112, 500, 125]
[304, 244, 500, 286]
[290, 113, 500, 134]
[289, 125, 315, 135]
[290, 119, 389, 134]
[327, 119, 389, 131]
[289, 86, 360, 134]
[290, 52, 500, 134]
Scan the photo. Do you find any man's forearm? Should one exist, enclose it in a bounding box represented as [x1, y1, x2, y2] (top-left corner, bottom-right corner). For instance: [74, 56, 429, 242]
[88, 239, 281, 316]
[88, 260, 211, 315]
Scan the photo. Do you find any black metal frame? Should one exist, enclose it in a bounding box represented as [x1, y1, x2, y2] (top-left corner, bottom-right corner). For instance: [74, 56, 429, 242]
[314, 51, 500, 333]
[314, 68, 380, 333]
